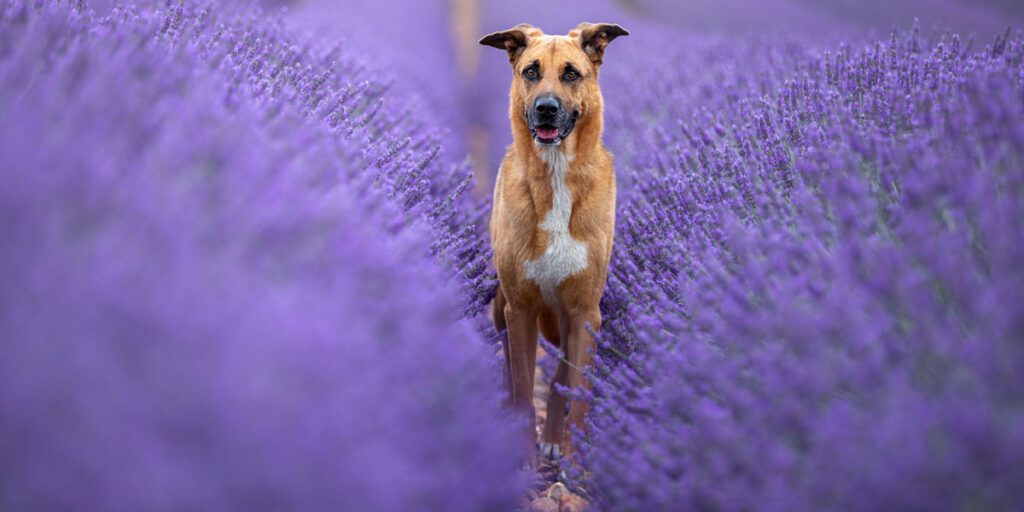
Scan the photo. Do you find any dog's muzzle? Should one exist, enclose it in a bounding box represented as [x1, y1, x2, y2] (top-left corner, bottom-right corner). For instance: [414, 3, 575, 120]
[528, 95, 578, 146]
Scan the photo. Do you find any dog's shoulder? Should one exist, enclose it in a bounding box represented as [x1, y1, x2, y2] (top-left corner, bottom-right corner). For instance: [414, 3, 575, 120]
[491, 147, 534, 233]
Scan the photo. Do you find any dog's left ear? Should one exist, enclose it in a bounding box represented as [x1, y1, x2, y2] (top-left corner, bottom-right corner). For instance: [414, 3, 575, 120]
[479, 24, 534, 64]
[576, 22, 629, 65]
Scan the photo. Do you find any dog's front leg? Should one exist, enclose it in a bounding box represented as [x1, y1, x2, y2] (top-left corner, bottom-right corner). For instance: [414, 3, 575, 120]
[540, 314, 571, 459]
[564, 307, 601, 455]
[504, 303, 539, 455]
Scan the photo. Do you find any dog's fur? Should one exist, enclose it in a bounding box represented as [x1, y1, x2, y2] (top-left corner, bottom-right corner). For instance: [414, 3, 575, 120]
[480, 22, 627, 460]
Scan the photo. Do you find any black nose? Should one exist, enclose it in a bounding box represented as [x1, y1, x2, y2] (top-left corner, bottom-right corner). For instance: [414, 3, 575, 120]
[535, 96, 560, 118]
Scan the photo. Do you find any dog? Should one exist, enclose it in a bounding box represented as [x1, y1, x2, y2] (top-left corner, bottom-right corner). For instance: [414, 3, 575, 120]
[480, 22, 627, 462]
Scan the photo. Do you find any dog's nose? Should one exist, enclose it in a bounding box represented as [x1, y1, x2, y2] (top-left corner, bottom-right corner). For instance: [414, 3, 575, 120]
[535, 96, 560, 118]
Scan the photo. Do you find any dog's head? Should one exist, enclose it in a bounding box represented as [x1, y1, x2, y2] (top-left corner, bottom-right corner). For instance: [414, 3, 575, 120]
[480, 23, 628, 146]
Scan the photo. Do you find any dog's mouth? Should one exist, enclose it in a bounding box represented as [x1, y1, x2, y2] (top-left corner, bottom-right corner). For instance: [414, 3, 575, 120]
[533, 124, 561, 144]
[531, 113, 577, 146]
[528, 108, 577, 146]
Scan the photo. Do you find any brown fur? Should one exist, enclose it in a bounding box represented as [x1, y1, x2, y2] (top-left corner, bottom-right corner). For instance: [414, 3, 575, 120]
[480, 22, 627, 460]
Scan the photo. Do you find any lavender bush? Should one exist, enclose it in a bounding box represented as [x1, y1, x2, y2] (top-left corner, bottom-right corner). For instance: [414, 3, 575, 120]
[0, 1, 519, 509]
[584, 25, 1024, 511]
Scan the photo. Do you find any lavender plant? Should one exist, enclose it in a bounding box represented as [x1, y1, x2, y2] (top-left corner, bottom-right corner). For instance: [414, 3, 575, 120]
[584, 25, 1024, 511]
[0, 1, 520, 509]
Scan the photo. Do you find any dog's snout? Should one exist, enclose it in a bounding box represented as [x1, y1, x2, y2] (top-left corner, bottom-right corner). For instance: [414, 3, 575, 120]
[534, 96, 560, 118]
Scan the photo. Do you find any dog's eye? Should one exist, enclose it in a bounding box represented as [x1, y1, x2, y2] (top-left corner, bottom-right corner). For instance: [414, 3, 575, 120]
[563, 70, 579, 82]
[523, 68, 539, 80]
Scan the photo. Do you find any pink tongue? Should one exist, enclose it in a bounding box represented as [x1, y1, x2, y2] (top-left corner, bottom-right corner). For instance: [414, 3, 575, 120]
[536, 126, 559, 139]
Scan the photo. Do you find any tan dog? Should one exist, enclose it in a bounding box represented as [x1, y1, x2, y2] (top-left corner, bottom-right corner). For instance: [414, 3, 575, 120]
[480, 22, 627, 461]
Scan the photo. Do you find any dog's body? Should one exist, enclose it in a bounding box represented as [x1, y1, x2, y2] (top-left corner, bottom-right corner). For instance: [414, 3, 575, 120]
[481, 22, 627, 460]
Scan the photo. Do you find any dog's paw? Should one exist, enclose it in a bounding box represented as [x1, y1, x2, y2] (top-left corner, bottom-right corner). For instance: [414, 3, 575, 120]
[538, 441, 561, 460]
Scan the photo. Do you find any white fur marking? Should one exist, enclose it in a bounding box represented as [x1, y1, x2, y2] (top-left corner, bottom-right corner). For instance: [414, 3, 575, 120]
[524, 147, 589, 305]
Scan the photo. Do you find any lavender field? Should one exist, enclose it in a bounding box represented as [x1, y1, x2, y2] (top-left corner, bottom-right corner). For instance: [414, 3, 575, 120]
[2, 0, 1022, 511]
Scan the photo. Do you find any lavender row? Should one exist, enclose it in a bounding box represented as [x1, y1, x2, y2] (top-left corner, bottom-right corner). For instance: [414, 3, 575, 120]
[583, 25, 1024, 510]
[0, 1, 520, 509]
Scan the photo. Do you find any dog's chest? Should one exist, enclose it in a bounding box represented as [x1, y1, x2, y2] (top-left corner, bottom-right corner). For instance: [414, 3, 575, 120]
[524, 149, 589, 305]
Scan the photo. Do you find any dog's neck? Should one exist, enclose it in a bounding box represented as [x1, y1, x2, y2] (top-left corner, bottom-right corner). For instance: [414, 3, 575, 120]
[537, 145, 572, 178]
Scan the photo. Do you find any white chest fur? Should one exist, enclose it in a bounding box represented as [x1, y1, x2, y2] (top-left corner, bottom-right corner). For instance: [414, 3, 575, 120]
[524, 147, 589, 305]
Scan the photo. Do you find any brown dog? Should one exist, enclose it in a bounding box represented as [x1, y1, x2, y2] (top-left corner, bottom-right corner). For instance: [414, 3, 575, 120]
[480, 22, 627, 461]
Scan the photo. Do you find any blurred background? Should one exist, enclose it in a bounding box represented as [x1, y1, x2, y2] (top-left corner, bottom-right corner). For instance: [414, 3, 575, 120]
[280, 0, 1024, 191]
[5, 1, 1021, 508]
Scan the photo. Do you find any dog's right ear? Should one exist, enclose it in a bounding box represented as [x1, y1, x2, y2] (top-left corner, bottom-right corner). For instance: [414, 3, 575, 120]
[576, 23, 629, 66]
[479, 24, 534, 64]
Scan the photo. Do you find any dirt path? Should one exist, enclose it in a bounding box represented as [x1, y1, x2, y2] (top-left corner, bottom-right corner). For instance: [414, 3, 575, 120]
[523, 348, 590, 512]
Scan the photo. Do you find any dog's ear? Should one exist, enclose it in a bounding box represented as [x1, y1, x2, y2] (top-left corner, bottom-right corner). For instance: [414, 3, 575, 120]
[479, 24, 534, 64]
[575, 22, 629, 65]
